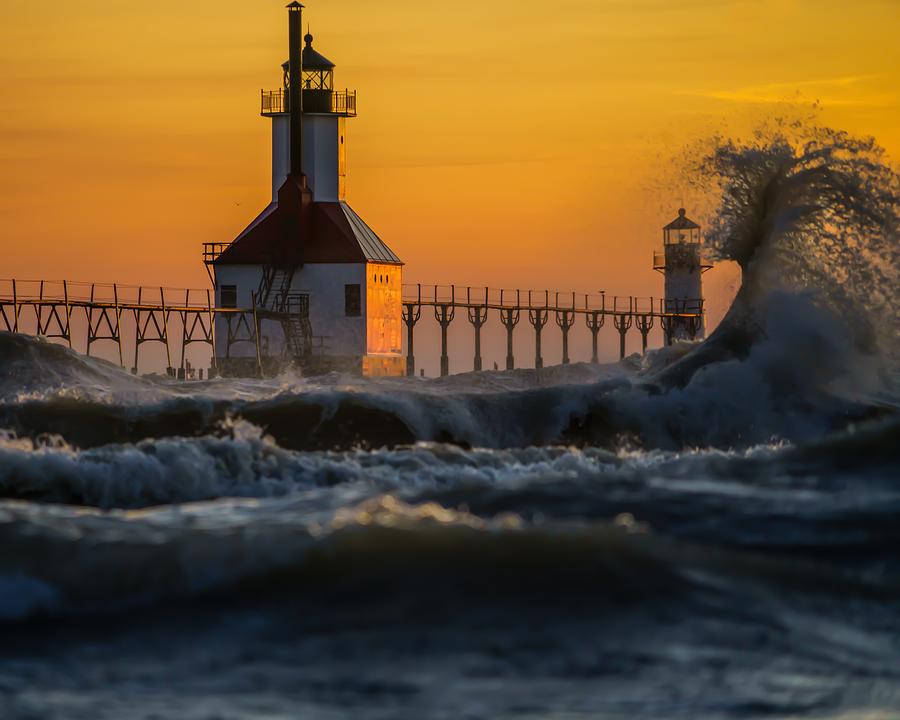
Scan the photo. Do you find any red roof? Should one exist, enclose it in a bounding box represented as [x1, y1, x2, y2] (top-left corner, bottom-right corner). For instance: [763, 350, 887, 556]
[214, 176, 402, 266]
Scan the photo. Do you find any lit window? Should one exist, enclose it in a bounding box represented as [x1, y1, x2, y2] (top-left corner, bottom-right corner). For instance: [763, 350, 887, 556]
[345, 284, 361, 317]
[220, 285, 237, 309]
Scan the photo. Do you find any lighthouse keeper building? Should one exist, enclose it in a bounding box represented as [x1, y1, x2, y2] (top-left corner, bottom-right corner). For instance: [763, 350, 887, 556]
[204, 3, 404, 377]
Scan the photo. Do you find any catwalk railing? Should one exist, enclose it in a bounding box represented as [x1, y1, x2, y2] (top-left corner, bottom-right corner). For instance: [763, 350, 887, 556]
[0, 279, 282, 378]
[260, 88, 357, 117]
[400, 284, 704, 376]
[0, 279, 705, 378]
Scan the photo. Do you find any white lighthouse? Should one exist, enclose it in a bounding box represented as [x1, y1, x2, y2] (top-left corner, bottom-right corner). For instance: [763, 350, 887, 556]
[204, 3, 404, 377]
[653, 208, 711, 342]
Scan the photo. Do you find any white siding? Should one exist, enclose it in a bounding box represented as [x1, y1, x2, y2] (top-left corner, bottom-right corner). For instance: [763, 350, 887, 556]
[663, 245, 706, 340]
[289, 263, 367, 356]
[214, 263, 367, 359]
[271, 114, 341, 202]
[271, 118, 290, 202]
[213, 266, 264, 359]
[664, 271, 703, 305]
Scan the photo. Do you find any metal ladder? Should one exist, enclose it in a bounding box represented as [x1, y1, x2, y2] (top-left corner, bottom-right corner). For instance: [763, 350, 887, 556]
[257, 265, 296, 312]
[281, 293, 312, 359]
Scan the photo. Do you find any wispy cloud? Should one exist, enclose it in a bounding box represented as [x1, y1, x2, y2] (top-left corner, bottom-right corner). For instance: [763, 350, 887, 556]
[686, 75, 896, 107]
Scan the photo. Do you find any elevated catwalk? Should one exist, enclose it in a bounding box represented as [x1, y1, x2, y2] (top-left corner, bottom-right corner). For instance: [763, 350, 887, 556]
[0, 279, 703, 378]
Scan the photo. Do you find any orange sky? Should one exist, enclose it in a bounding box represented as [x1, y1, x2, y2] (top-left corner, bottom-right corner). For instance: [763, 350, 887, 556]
[2, 0, 898, 333]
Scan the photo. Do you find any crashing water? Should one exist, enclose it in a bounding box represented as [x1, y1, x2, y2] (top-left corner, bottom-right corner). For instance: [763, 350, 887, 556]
[1, 126, 899, 719]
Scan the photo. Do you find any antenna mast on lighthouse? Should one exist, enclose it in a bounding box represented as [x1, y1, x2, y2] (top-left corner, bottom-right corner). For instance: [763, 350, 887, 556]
[287, 2, 305, 178]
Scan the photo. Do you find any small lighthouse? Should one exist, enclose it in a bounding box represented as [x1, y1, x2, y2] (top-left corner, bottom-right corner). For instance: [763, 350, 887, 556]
[205, 2, 404, 377]
[653, 208, 711, 342]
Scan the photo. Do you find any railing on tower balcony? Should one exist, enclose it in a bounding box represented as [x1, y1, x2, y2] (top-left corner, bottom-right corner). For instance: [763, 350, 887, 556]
[652, 251, 714, 272]
[260, 89, 357, 117]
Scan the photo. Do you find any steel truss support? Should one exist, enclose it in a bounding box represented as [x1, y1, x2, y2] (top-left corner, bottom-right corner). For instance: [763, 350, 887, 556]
[224, 312, 259, 365]
[0, 302, 16, 333]
[177, 289, 215, 379]
[130, 287, 172, 375]
[30, 280, 72, 348]
[2, 279, 21, 333]
[85, 284, 124, 366]
[252, 294, 263, 377]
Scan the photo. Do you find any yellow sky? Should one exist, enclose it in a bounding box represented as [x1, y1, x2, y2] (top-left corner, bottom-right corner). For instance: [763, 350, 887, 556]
[1, 0, 898, 329]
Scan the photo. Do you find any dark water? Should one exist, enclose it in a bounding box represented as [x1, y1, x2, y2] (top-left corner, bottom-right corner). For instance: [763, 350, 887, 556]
[1, 126, 899, 719]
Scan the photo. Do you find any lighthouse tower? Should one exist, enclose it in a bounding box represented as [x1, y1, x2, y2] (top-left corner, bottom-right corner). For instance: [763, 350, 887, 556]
[653, 208, 711, 342]
[205, 3, 404, 377]
[265, 28, 353, 203]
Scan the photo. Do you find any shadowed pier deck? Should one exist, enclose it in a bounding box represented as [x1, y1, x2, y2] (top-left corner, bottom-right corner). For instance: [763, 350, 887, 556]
[0, 279, 703, 378]
[401, 284, 704, 376]
[0, 279, 258, 378]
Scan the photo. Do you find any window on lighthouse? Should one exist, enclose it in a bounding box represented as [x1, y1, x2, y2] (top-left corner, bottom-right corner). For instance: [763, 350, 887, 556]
[220, 285, 237, 309]
[303, 69, 333, 91]
[345, 284, 361, 317]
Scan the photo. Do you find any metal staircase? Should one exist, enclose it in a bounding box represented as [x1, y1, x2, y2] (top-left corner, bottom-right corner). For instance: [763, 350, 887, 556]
[281, 294, 313, 358]
[257, 265, 295, 313]
[255, 264, 312, 360]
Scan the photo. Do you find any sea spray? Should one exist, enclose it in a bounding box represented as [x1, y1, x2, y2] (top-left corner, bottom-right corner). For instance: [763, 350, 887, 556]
[695, 123, 899, 350]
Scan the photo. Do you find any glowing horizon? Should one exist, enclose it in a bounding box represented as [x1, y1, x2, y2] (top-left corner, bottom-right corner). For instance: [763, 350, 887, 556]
[2, 0, 898, 338]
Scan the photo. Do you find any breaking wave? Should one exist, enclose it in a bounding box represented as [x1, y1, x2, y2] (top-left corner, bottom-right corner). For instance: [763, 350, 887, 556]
[3, 482, 899, 622]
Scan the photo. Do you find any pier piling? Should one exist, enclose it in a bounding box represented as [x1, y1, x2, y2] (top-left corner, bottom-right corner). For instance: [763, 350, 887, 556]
[613, 313, 633, 360]
[499, 295, 520, 370]
[402, 297, 421, 377]
[586, 310, 605, 364]
[434, 292, 456, 377]
[528, 301, 549, 370]
[636, 314, 654, 354]
[555, 293, 576, 365]
[467, 290, 488, 372]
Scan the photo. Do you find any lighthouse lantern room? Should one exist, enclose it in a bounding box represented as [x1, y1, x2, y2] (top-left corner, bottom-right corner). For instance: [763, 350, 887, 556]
[653, 208, 711, 342]
[205, 2, 404, 377]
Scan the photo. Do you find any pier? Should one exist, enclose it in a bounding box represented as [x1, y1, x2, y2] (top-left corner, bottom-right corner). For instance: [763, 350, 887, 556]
[0, 280, 256, 378]
[0, 278, 703, 378]
[401, 285, 703, 376]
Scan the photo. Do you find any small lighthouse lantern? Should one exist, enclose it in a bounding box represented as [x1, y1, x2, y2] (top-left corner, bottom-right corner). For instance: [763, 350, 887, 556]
[302, 34, 334, 89]
[280, 33, 336, 99]
[653, 208, 711, 342]
[664, 208, 701, 245]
